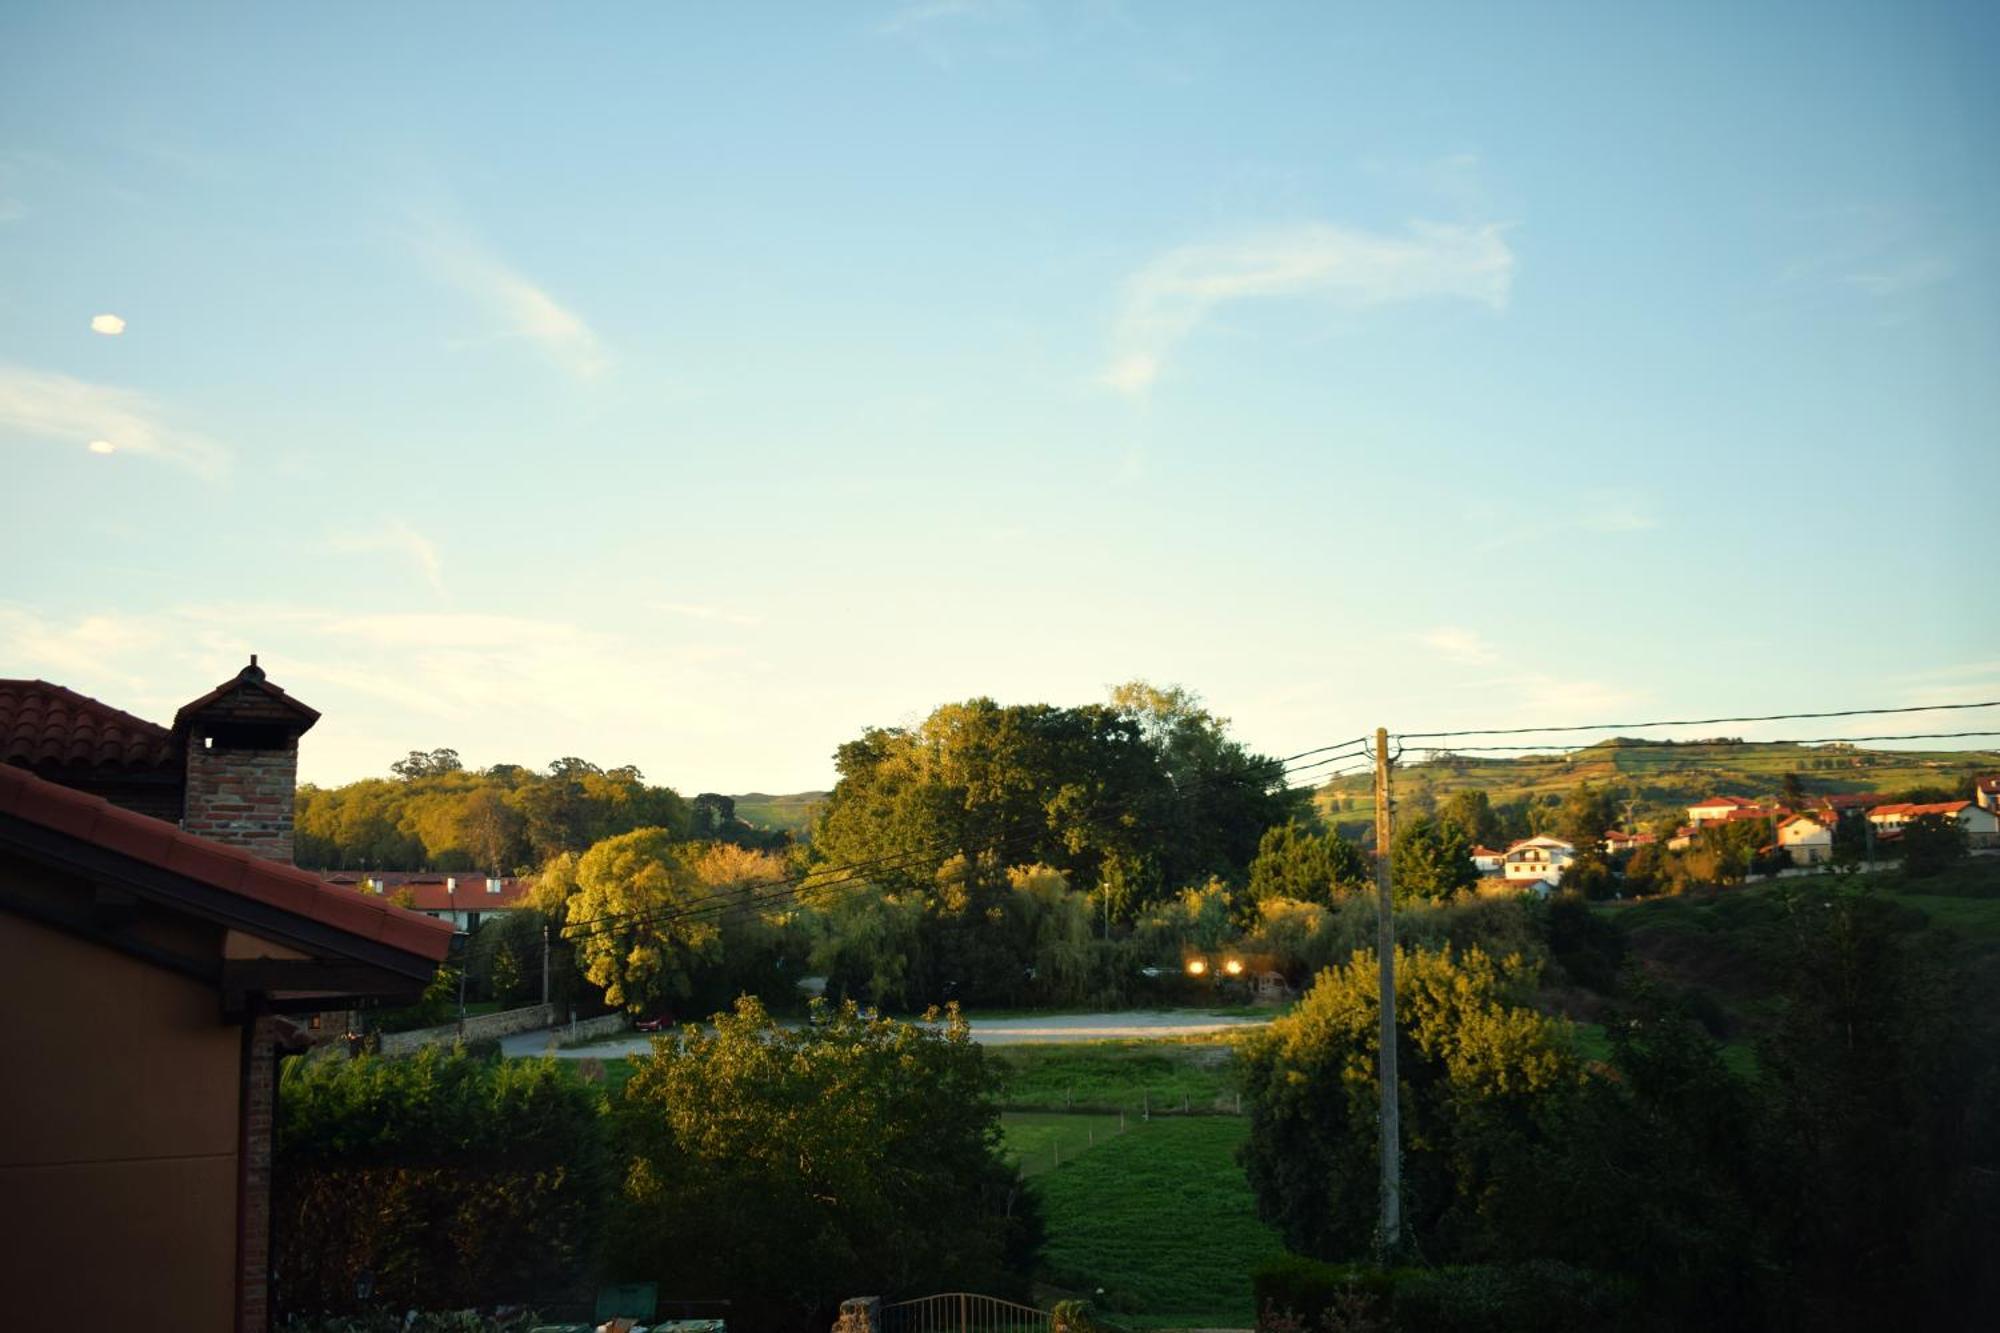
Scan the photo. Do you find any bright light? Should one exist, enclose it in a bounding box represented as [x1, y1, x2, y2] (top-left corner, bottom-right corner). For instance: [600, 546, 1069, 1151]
[1223, 958, 1244, 977]
[87, 439, 116, 455]
[1185, 958, 1208, 976]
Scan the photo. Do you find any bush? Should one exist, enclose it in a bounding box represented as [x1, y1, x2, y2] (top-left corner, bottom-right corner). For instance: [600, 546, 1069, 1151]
[1391, 1261, 1631, 1332]
[273, 1048, 609, 1318]
[1251, 1255, 1392, 1330]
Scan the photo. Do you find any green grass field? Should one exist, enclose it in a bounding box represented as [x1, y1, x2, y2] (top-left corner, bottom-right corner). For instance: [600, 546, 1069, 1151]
[987, 1041, 1245, 1114]
[726, 790, 827, 833]
[1031, 1116, 1281, 1328]
[1001, 1111, 1126, 1178]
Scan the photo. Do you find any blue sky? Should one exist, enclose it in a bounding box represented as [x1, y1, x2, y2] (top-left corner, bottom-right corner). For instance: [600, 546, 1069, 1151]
[2, 1, 1995, 791]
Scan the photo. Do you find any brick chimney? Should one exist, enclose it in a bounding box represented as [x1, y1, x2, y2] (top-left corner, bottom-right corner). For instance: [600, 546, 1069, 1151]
[173, 656, 320, 864]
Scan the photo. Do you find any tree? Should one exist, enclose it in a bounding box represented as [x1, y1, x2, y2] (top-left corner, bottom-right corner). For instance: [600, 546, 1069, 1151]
[390, 747, 463, 779]
[607, 999, 1039, 1331]
[1901, 811, 1967, 879]
[1389, 816, 1478, 903]
[1438, 790, 1505, 850]
[563, 829, 718, 1012]
[456, 786, 525, 874]
[1237, 945, 1577, 1262]
[1248, 820, 1370, 906]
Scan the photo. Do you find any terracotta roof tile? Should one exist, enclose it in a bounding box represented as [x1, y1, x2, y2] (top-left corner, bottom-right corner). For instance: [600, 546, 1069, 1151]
[0, 763, 452, 962]
[0, 680, 178, 774]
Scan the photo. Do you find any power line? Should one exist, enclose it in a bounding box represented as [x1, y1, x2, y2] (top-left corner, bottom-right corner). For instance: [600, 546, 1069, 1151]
[1395, 699, 2000, 742]
[1387, 729, 2000, 754]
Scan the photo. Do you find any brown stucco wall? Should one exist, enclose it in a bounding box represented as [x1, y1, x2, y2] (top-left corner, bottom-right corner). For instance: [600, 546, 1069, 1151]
[0, 892, 242, 1329]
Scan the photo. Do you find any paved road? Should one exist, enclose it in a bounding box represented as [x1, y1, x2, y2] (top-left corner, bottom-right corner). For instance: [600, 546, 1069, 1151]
[500, 1009, 1271, 1060]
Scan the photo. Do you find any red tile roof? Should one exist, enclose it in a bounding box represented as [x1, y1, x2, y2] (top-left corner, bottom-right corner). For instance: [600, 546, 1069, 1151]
[1870, 801, 1973, 819]
[0, 763, 453, 961]
[0, 680, 178, 773]
[1689, 795, 1758, 810]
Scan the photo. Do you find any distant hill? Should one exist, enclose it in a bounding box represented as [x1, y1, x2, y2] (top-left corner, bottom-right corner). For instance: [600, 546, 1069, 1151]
[1313, 739, 2000, 833]
[728, 791, 828, 836]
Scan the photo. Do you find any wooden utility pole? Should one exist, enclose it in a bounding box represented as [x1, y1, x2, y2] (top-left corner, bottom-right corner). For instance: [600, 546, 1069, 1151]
[1373, 726, 1402, 1258]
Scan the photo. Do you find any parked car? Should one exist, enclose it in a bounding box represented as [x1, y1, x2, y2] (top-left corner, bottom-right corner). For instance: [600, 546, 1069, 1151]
[633, 1012, 674, 1032]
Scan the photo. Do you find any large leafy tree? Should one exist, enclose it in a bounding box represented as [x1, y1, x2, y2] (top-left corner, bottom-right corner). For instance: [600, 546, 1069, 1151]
[1238, 945, 1577, 1262]
[810, 684, 1292, 915]
[560, 829, 719, 1012]
[608, 999, 1039, 1331]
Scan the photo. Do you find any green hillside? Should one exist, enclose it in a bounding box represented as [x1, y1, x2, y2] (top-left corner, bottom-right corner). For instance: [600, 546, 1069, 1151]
[727, 790, 827, 834]
[1314, 739, 2000, 834]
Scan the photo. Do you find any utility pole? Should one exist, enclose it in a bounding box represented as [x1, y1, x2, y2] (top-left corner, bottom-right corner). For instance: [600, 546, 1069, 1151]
[1373, 727, 1401, 1259]
[542, 921, 552, 1008]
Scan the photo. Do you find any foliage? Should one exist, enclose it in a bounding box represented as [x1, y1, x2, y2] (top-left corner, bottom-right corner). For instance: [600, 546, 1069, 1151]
[606, 998, 1038, 1332]
[1249, 821, 1370, 907]
[296, 756, 690, 872]
[1387, 816, 1477, 903]
[1902, 810, 1968, 879]
[273, 1048, 609, 1317]
[561, 829, 720, 1013]
[1237, 945, 1577, 1263]
[810, 683, 1297, 916]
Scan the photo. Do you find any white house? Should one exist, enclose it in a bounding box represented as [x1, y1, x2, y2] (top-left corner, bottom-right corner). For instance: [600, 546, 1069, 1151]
[1470, 845, 1506, 875]
[1868, 801, 2000, 849]
[1502, 836, 1575, 889]
[1777, 813, 1835, 866]
[1977, 777, 1999, 814]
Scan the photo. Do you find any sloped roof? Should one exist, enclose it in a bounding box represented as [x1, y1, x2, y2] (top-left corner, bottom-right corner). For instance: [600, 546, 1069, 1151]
[1870, 801, 1973, 819]
[0, 762, 452, 961]
[0, 680, 178, 774]
[1689, 795, 1758, 809]
[323, 871, 533, 912]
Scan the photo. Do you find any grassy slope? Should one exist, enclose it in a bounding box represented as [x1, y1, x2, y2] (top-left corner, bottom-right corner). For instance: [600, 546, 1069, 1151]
[1315, 741, 2000, 833]
[727, 790, 827, 834]
[1031, 1116, 1282, 1328]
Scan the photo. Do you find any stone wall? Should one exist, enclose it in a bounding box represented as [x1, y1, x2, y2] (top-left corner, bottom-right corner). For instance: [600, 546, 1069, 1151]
[377, 1002, 557, 1056]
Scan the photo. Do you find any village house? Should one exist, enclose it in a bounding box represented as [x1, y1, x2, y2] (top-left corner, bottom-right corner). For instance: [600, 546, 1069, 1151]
[0, 662, 452, 1332]
[1777, 812, 1837, 865]
[1602, 829, 1656, 856]
[1470, 844, 1506, 875]
[1502, 835, 1575, 889]
[323, 869, 533, 932]
[1867, 800, 2000, 849]
[1686, 795, 1764, 825]
[1977, 776, 1999, 814]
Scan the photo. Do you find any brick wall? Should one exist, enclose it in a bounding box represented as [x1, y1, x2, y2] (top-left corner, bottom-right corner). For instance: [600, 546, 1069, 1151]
[185, 741, 299, 864]
[238, 1014, 276, 1333]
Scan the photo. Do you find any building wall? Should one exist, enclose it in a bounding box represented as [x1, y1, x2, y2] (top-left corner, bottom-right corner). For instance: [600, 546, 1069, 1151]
[0, 890, 241, 1330]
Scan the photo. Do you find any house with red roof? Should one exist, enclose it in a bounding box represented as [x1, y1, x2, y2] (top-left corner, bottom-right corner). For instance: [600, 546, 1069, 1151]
[1977, 776, 1999, 814]
[1867, 800, 2000, 848]
[1777, 812, 1837, 865]
[0, 660, 451, 1331]
[324, 869, 535, 932]
[1686, 795, 1764, 825]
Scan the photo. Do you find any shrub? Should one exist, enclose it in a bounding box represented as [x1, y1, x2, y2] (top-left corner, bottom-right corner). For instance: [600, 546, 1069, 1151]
[273, 1048, 609, 1317]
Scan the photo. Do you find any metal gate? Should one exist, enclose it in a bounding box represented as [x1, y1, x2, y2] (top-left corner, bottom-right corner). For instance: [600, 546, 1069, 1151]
[880, 1292, 1053, 1333]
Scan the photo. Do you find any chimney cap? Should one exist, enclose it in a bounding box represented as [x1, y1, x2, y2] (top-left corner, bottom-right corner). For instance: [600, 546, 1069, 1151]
[173, 657, 320, 740]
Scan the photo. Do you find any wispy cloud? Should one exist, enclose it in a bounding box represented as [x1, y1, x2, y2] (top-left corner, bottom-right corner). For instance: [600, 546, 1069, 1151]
[0, 364, 228, 477]
[90, 313, 126, 336]
[331, 520, 446, 595]
[654, 601, 762, 627]
[1101, 220, 1515, 394]
[414, 220, 606, 379]
[1420, 626, 1498, 666]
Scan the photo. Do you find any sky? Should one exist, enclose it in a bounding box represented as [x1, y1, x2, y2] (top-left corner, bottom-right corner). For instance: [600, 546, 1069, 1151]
[2, 1, 1996, 793]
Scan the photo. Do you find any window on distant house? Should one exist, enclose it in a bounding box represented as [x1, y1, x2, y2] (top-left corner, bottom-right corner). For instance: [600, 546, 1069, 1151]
[487, 877, 502, 894]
